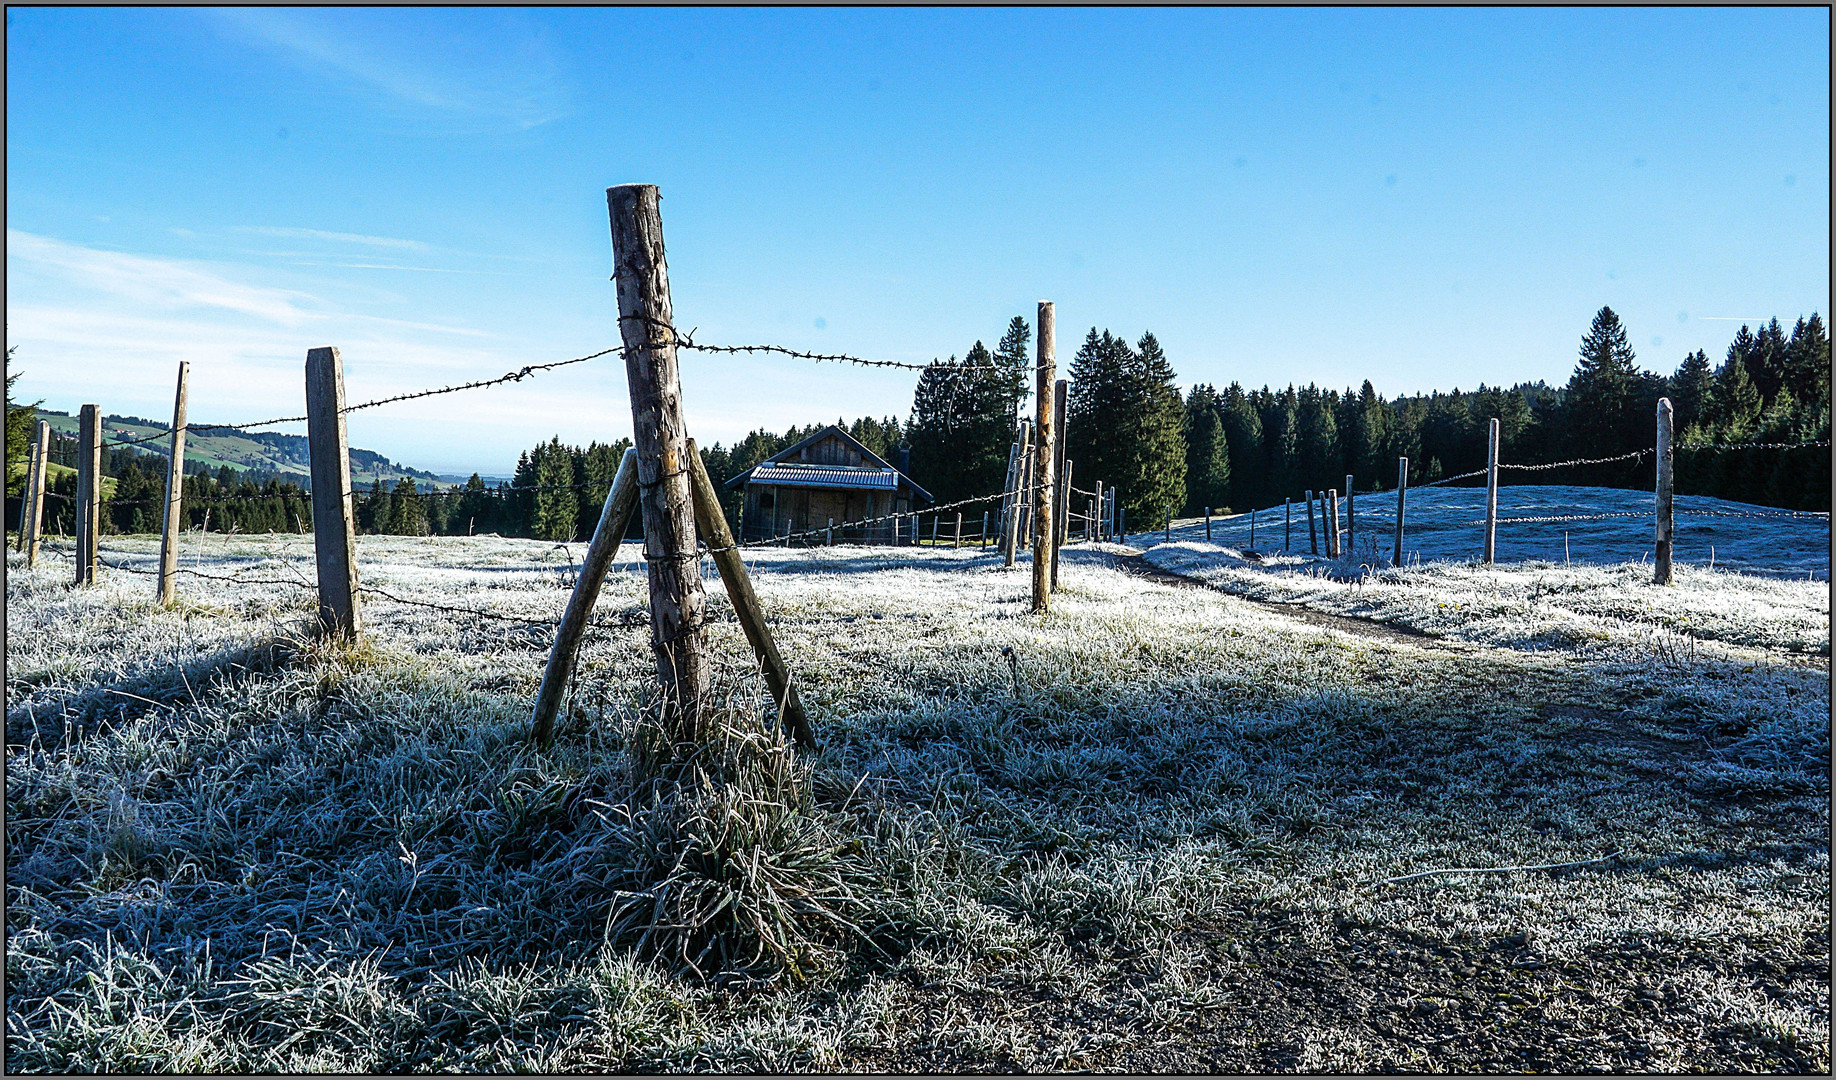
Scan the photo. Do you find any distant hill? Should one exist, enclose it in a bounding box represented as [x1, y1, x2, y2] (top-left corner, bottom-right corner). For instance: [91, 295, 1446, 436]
[34, 408, 451, 490]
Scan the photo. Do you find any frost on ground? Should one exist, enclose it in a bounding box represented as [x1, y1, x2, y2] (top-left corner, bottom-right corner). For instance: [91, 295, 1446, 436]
[1142, 484, 1829, 658]
[6, 529, 1829, 1073]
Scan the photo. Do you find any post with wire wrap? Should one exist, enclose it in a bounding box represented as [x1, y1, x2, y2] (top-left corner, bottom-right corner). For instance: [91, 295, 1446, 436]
[305, 348, 362, 640]
[157, 362, 190, 606]
[1031, 301, 1056, 614]
[608, 183, 711, 749]
[1392, 457, 1409, 568]
[75, 404, 101, 586]
[1655, 398, 1675, 585]
[1484, 417, 1500, 564]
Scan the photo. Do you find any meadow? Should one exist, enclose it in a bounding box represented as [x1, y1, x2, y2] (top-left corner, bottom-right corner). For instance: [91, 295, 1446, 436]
[5, 504, 1829, 1072]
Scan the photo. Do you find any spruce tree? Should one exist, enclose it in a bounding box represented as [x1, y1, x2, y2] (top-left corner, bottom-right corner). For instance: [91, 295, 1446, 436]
[390, 478, 429, 535]
[1565, 306, 1641, 456]
[1066, 328, 1133, 504]
[1218, 382, 1264, 510]
[1785, 314, 1830, 415]
[532, 437, 579, 541]
[1182, 383, 1230, 514]
[1669, 349, 1713, 436]
[1126, 332, 1188, 523]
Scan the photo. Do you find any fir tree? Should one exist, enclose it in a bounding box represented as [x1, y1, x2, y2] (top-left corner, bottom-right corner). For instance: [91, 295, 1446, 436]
[1785, 313, 1830, 412]
[1182, 383, 1230, 514]
[1669, 349, 1713, 437]
[1123, 332, 1187, 523]
[532, 437, 579, 541]
[389, 478, 429, 535]
[1217, 382, 1264, 510]
[1565, 306, 1641, 456]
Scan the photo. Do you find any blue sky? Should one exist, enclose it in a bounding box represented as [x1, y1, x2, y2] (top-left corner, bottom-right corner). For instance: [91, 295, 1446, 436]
[6, 7, 1828, 476]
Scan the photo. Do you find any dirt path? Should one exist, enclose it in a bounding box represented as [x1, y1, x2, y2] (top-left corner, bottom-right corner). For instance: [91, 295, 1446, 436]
[1105, 551, 1464, 649]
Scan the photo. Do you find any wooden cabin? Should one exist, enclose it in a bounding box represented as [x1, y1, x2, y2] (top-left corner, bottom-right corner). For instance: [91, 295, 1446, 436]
[724, 426, 932, 544]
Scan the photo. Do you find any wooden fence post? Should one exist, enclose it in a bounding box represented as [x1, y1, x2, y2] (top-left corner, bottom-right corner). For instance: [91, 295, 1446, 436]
[1050, 379, 1069, 591]
[1093, 480, 1104, 541]
[826, 517, 833, 546]
[1116, 500, 1125, 544]
[686, 439, 817, 750]
[532, 448, 640, 747]
[1484, 417, 1500, 564]
[1305, 489, 1318, 555]
[1328, 489, 1341, 558]
[1284, 497, 1291, 551]
[1250, 507, 1257, 549]
[1393, 456, 1409, 568]
[1344, 473, 1355, 556]
[1031, 301, 1055, 613]
[157, 361, 189, 605]
[982, 510, 989, 548]
[609, 184, 710, 739]
[75, 404, 100, 586]
[1205, 505, 1212, 541]
[22, 420, 48, 566]
[305, 348, 361, 639]
[1002, 420, 1030, 566]
[1655, 398, 1674, 585]
[954, 512, 962, 548]
[1164, 509, 1171, 543]
[14, 422, 37, 555]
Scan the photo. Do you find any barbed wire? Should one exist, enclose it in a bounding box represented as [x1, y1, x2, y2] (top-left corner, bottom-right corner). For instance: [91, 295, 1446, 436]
[1679, 438, 1830, 452]
[1497, 448, 1651, 471]
[737, 482, 1038, 549]
[96, 347, 620, 448]
[357, 583, 649, 631]
[1416, 468, 1489, 489]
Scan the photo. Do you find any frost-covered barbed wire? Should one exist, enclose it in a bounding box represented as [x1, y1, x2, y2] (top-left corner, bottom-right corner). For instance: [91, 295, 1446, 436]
[100, 348, 621, 446]
[734, 482, 1040, 550]
[1498, 449, 1651, 471]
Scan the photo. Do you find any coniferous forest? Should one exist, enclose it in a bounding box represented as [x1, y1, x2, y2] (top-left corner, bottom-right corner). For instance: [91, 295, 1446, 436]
[6, 308, 1827, 540]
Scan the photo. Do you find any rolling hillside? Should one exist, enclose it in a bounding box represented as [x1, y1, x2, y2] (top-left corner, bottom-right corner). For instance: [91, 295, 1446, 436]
[33, 409, 449, 489]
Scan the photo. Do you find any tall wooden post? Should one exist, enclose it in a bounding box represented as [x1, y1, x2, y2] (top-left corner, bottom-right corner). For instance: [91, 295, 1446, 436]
[1002, 419, 1030, 566]
[1392, 456, 1409, 568]
[1655, 398, 1674, 585]
[1031, 301, 1055, 613]
[1052, 457, 1072, 591]
[1250, 508, 1257, 549]
[21, 420, 48, 566]
[532, 449, 640, 748]
[13, 423, 36, 555]
[954, 512, 962, 548]
[1204, 505, 1212, 541]
[1094, 480, 1104, 541]
[1284, 497, 1291, 551]
[1051, 378, 1069, 567]
[157, 362, 190, 605]
[1327, 489, 1341, 558]
[685, 440, 816, 751]
[608, 184, 710, 735]
[1305, 489, 1318, 555]
[74, 404, 100, 585]
[305, 348, 361, 639]
[981, 510, 989, 548]
[1344, 473, 1355, 556]
[1483, 417, 1500, 564]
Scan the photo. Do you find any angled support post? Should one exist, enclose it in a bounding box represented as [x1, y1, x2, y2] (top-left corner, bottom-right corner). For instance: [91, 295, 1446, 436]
[687, 438, 816, 751]
[531, 448, 639, 748]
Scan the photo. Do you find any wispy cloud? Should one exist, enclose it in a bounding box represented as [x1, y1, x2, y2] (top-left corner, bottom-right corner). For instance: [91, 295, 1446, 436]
[238, 226, 433, 252]
[212, 8, 570, 130]
[7, 229, 317, 325]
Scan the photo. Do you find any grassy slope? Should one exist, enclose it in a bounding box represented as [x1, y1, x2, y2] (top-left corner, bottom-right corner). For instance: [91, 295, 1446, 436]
[5, 535, 1828, 1072]
[33, 411, 440, 488]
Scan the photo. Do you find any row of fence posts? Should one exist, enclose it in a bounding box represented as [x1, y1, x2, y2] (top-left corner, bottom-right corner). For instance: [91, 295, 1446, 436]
[24, 183, 1695, 768]
[1212, 399, 1678, 584]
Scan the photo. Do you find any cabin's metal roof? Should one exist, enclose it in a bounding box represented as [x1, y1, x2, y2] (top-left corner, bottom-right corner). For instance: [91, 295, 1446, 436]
[746, 464, 902, 490]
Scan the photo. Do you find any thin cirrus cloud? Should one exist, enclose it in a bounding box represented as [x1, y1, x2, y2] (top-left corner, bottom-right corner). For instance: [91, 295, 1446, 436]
[7, 228, 315, 325]
[236, 226, 435, 252]
[210, 8, 569, 131]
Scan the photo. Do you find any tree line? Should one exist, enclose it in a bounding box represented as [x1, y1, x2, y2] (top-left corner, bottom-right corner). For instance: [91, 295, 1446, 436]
[901, 306, 1830, 522]
[8, 308, 1827, 541]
